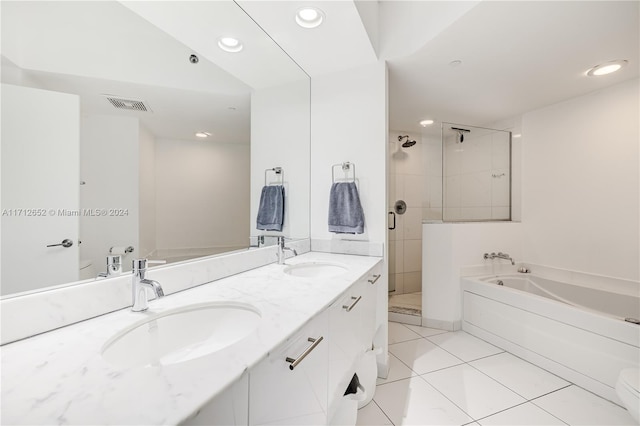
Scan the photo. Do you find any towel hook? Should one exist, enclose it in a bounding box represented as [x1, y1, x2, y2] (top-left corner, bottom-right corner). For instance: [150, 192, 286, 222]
[332, 162, 356, 183]
[264, 167, 284, 186]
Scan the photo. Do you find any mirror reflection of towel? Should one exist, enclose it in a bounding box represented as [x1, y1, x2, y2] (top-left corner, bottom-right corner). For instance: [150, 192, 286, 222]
[329, 182, 364, 234]
[256, 185, 285, 231]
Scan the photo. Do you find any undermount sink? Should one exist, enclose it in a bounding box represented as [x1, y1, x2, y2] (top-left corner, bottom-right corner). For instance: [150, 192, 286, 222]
[102, 302, 261, 368]
[283, 261, 348, 278]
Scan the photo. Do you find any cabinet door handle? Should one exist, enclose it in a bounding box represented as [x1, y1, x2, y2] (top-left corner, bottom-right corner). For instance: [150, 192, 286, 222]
[368, 274, 381, 285]
[342, 295, 362, 312]
[285, 336, 323, 371]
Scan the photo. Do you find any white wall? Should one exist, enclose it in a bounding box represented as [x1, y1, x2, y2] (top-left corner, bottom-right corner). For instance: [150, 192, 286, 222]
[138, 124, 156, 258]
[522, 78, 639, 281]
[155, 138, 250, 257]
[250, 79, 310, 240]
[309, 61, 389, 374]
[310, 62, 387, 244]
[422, 78, 639, 328]
[80, 114, 139, 274]
[423, 222, 523, 329]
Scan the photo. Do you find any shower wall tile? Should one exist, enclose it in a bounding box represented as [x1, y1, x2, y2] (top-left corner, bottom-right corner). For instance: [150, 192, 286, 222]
[404, 271, 422, 293]
[461, 134, 492, 173]
[491, 168, 510, 206]
[460, 207, 492, 221]
[443, 207, 462, 222]
[403, 207, 422, 240]
[445, 175, 462, 208]
[398, 143, 424, 176]
[404, 174, 424, 207]
[394, 173, 405, 204]
[460, 172, 491, 207]
[394, 240, 404, 274]
[424, 208, 442, 221]
[388, 172, 397, 208]
[492, 135, 511, 170]
[492, 206, 511, 220]
[403, 239, 422, 272]
[394, 273, 405, 294]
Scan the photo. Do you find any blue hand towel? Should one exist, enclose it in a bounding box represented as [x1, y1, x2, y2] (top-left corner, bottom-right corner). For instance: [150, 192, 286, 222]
[256, 185, 285, 231]
[328, 182, 364, 234]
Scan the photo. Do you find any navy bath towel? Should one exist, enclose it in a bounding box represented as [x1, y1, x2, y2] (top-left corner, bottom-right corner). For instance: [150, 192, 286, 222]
[256, 185, 285, 231]
[328, 182, 364, 234]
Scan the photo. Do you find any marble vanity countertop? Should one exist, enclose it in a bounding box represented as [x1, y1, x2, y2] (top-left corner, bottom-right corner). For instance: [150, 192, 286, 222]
[1, 252, 382, 425]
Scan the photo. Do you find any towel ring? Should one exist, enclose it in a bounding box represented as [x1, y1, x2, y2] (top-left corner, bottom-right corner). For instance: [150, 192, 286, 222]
[332, 162, 356, 183]
[265, 167, 284, 186]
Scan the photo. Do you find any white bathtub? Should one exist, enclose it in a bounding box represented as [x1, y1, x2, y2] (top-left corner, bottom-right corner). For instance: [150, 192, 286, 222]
[462, 273, 640, 405]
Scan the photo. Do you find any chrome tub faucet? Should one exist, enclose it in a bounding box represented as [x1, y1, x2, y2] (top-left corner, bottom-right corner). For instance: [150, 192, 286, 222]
[131, 258, 166, 312]
[483, 252, 515, 265]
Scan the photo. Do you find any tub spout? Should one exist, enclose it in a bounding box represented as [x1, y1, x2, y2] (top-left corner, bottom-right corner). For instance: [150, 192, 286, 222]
[484, 252, 515, 265]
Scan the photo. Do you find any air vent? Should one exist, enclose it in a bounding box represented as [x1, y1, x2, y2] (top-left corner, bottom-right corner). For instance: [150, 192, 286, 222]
[102, 95, 151, 112]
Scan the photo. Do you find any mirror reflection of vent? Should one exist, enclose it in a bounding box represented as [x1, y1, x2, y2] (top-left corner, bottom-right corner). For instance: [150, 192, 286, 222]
[103, 95, 151, 112]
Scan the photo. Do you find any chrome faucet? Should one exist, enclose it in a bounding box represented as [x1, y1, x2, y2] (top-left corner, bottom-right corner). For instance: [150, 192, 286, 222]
[131, 259, 166, 312]
[483, 252, 515, 265]
[97, 255, 122, 278]
[276, 236, 298, 265]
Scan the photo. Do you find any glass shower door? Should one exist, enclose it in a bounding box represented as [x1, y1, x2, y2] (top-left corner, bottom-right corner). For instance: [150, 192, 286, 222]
[442, 123, 511, 222]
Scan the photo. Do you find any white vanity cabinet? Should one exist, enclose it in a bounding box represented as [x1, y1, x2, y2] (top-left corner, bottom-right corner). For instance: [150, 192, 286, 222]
[249, 310, 329, 425]
[327, 265, 382, 421]
[182, 372, 249, 425]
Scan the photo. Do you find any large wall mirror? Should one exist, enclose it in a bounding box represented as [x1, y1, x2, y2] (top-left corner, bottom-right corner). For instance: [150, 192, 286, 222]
[1, 1, 310, 296]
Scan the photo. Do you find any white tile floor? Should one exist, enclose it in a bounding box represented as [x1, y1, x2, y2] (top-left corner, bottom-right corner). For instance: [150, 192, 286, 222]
[357, 323, 637, 426]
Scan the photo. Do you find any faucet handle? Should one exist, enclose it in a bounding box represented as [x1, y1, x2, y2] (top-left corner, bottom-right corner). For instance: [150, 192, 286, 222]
[132, 258, 166, 271]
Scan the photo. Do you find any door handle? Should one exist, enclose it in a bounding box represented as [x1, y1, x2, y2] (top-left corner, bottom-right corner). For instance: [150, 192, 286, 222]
[388, 211, 396, 230]
[46, 239, 73, 248]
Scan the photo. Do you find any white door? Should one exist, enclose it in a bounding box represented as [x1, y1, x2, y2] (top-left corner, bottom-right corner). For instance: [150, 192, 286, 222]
[1, 84, 80, 295]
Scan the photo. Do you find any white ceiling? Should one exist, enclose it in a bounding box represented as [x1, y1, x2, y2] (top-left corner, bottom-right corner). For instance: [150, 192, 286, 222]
[0, 1, 306, 142]
[386, 1, 640, 133]
[3, 1, 637, 141]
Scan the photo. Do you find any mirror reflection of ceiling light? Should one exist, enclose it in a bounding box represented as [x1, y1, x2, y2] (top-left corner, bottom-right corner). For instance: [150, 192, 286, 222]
[513, 133, 522, 138]
[296, 7, 325, 28]
[420, 119, 434, 127]
[586, 60, 628, 76]
[195, 132, 211, 138]
[217, 37, 243, 53]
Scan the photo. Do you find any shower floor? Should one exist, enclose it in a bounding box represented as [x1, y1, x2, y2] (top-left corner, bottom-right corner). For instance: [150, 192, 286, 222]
[389, 292, 422, 316]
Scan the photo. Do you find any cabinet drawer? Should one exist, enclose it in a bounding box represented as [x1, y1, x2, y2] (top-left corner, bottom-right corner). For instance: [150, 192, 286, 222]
[249, 310, 329, 425]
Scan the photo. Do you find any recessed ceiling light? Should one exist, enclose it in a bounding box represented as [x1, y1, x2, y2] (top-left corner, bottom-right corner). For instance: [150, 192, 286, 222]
[195, 132, 211, 138]
[296, 7, 325, 28]
[513, 133, 522, 138]
[587, 60, 628, 76]
[420, 119, 434, 127]
[449, 60, 462, 67]
[217, 37, 243, 53]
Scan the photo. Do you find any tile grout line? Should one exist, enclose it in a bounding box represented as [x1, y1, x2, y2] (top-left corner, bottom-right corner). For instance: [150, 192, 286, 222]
[371, 399, 395, 426]
[527, 384, 574, 425]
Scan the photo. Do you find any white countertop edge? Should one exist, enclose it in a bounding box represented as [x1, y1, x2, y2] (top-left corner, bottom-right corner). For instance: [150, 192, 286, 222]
[1, 251, 382, 425]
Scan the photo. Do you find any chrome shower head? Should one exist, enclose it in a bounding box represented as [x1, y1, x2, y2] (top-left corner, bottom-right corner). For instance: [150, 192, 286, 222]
[398, 135, 417, 148]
